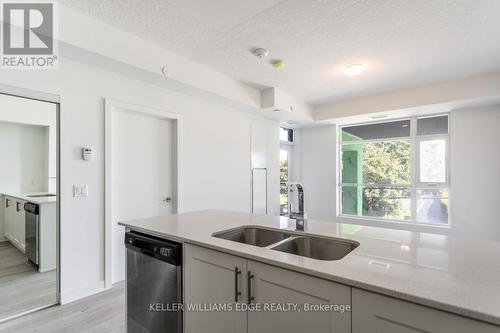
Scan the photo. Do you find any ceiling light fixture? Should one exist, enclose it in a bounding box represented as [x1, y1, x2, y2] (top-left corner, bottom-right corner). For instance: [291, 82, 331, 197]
[343, 63, 367, 76]
[271, 60, 286, 69]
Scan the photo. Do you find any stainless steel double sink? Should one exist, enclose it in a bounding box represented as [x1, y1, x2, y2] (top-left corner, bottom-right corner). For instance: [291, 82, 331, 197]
[212, 226, 359, 261]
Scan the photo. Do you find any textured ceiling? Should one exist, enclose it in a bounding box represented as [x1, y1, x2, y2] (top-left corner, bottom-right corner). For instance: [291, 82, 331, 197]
[61, 0, 500, 105]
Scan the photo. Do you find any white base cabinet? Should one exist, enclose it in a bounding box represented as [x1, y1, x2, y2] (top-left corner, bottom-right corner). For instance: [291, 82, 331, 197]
[3, 195, 56, 272]
[248, 260, 351, 333]
[184, 243, 500, 333]
[184, 244, 247, 333]
[4, 196, 26, 252]
[352, 288, 500, 333]
[38, 202, 57, 272]
[184, 244, 351, 333]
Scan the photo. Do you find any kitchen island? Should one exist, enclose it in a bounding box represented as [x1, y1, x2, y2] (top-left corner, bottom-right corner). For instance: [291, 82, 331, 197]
[119, 209, 500, 332]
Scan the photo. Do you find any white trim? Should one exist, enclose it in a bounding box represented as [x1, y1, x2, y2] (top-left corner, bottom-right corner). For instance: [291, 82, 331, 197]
[104, 99, 182, 289]
[0, 83, 60, 103]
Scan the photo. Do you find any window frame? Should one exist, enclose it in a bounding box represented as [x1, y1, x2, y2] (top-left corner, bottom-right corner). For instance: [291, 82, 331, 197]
[280, 127, 294, 144]
[280, 138, 294, 216]
[338, 114, 450, 227]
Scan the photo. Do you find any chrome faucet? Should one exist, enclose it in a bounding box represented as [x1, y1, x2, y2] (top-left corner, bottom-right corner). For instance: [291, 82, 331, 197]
[288, 183, 307, 231]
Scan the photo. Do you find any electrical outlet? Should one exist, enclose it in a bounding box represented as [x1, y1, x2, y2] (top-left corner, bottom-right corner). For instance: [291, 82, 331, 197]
[73, 185, 89, 197]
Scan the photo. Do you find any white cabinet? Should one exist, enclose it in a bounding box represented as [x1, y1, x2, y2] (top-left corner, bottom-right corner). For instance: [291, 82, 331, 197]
[38, 202, 56, 272]
[248, 260, 351, 333]
[184, 244, 351, 333]
[352, 288, 500, 333]
[184, 244, 247, 333]
[4, 196, 14, 239]
[4, 196, 26, 252]
[15, 200, 25, 249]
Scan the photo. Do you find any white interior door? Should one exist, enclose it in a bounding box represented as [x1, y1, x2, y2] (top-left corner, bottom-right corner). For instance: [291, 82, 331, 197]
[111, 107, 173, 283]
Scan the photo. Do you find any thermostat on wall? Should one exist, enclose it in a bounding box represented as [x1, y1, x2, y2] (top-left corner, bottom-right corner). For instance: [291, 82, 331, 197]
[82, 147, 94, 161]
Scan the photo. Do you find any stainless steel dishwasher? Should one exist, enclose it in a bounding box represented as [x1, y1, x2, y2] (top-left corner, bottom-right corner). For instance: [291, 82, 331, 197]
[24, 202, 39, 266]
[125, 231, 182, 333]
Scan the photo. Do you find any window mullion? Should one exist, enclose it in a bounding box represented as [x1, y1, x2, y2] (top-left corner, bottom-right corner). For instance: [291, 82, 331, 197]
[410, 117, 418, 223]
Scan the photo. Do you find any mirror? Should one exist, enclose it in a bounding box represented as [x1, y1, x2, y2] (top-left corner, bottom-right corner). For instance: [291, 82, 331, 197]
[0, 93, 58, 320]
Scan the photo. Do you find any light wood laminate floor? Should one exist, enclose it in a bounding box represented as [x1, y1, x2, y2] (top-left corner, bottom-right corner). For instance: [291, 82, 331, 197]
[0, 283, 125, 333]
[0, 241, 57, 321]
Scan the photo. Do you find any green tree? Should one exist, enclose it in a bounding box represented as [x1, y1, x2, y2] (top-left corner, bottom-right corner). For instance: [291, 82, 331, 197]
[362, 141, 410, 219]
[280, 158, 288, 207]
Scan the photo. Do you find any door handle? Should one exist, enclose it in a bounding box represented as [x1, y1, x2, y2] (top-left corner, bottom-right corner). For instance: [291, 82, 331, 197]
[16, 202, 22, 212]
[163, 197, 172, 203]
[247, 270, 254, 304]
[5, 198, 10, 208]
[234, 267, 241, 302]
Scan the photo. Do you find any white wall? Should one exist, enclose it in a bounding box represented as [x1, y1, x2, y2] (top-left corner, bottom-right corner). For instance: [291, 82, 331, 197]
[0, 94, 57, 191]
[449, 106, 500, 240]
[0, 122, 49, 240]
[295, 107, 500, 241]
[294, 126, 337, 222]
[0, 56, 279, 303]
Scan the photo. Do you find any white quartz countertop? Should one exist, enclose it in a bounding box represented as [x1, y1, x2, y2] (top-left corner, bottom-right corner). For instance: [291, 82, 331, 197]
[119, 210, 500, 326]
[3, 192, 57, 204]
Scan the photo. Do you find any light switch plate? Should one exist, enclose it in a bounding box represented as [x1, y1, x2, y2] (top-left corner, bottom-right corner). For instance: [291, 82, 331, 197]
[73, 185, 89, 197]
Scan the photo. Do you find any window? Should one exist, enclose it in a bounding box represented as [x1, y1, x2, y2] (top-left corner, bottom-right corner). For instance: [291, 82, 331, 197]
[280, 147, 289, 216]
[339, 115, 449, 225]
[280, 127, 293, 143]
[280, 127, 294, 216]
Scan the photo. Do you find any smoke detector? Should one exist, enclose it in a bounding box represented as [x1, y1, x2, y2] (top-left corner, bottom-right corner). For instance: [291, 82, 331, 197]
[252, 48, 269, 59]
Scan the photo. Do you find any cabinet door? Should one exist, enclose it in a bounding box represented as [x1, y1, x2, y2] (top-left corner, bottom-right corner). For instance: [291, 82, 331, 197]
[352, 288, 500, 333]
[248, 260, 351, 333]
[6, 198, 16, 240]
[4, 197, 12, 239]
[184, 244, 247, 333]
[13, 201, 25, 248]
[16, 201, 26, 248]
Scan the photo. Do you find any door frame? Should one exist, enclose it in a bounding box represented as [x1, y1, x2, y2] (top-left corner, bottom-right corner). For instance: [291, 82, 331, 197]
[0, 83, 62, 318]
[104, 99, 182, 288]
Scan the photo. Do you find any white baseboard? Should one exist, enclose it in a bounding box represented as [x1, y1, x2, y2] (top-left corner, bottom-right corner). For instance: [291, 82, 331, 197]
[5, 235, 25, 253]
[60, 280, 106, 305]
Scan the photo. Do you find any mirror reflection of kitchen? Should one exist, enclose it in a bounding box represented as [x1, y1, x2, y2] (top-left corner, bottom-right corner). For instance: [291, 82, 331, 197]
[0, 93, 58, 321]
